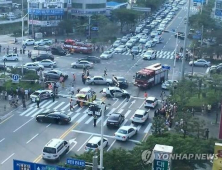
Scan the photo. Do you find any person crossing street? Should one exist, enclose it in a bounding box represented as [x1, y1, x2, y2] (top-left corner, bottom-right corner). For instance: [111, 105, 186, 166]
[93, 114, 97, 127]
[52, 93, 55, 102]
[36, 97, 40, 108]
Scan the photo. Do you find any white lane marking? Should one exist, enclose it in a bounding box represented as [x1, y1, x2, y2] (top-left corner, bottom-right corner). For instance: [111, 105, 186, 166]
[53, 102, 65, 110]
[67, 112, 73, 116]
[137, 125, 142, 131]
[121, 119, 128, 126]
[61, 103, 70, 111]
[31, 109, 48, 118]
[103, 117, 109, 126]
[77, 114, 88, 123]
[112, 98, 119, 106]
[144, 123, 152, 133]
[139, 101, 145, 109]
[1, 153, 15, 164]
[120, 102, 128, 109]
[46, 124, 51, 128]
[117, 109, 124, 113]
[85, 116, 94, 124]
[107, 140, 116, 152]
[75, 107, 83, 112]
[40, 101, 52, 108]
[39, 100, 48, 106]
[45, 101, 58, 109]
[116, 98, 127, 109]
[13, 118, 34, 132]
[96, 116, 102, 124]
[25, 108, 39, 117]
[20, 107, 33, 116]
[71, 112, 81, 122]
[0, 138, 5, 143]
[107, 108, 116, 116]
[77, 135, 93, 152]
[124, 110, 132, 118]
[26, 134, 39, 144]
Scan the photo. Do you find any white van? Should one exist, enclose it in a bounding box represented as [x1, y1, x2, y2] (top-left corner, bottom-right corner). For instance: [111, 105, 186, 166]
[42, 138, 69, 161]
[135, 27, 142, 33]
[85, 136, 108, 152]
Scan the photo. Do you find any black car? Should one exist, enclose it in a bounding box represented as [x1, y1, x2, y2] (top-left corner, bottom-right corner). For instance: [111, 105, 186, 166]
[112, 76, 128, 89]
[51, 47, 67, 56]
[79, 56, 101, 63]
[44, 69, 68, 81]
[106, 113, 125, 127]
[31, 54, 54, 61]
[36, 111, 71, 124]
[175, 32, 185, 40]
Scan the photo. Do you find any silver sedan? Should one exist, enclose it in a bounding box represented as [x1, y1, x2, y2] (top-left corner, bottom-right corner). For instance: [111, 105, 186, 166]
[86, 76, 113, 85]
[71, 60, 94, 69]
[34, 45, 50, 51]
[189, 59, 211, 67]
[35, 59, 56, 68]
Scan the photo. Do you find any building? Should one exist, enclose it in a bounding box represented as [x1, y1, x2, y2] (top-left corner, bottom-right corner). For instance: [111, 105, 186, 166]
[214, 0, 222, 20]
[28, 0, 69, 36]
[70, 0, 106, 16]
[106, 1, 127, 16]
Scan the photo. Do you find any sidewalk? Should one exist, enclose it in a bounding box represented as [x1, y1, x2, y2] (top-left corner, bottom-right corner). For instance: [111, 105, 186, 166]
[0, 99, 16, 121]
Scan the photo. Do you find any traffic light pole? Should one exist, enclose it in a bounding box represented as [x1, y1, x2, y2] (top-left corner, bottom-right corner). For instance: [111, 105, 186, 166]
[92, 155, 98, 170]
[99, 103, 105, 170]
[181, 0, 191, 79]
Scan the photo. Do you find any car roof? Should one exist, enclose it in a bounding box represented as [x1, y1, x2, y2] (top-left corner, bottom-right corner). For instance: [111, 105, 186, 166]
[41, 59, 53, 62]
[134, 109, 146, 115]
[79, 60, 90, 63]
[88, 136, 101, 144]
[115, 76, 125, 79]
[108, 87, 121, 90]
[80, 87, 92, 92]
[45, 138, 65, 148]
[146, 97, 156, 101]
[119, 126, 134, 130]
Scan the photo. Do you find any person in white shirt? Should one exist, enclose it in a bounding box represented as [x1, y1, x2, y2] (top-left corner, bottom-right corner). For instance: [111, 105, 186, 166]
[8, 94, 12, 104]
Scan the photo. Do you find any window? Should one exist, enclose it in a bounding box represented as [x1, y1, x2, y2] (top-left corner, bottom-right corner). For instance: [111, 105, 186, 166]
[85, 3, 106, 9]
[57, 142, 64, 152]
[72, 3, 83, 8]
[43, 147, 56, 154]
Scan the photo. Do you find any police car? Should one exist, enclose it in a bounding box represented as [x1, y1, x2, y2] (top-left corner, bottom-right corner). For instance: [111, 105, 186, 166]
[30, 90, 53, 102]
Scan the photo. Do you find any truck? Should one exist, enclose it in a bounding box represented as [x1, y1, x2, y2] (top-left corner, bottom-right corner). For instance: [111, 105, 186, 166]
[134, 63, 168, 89]
[63, 39, 93, 54]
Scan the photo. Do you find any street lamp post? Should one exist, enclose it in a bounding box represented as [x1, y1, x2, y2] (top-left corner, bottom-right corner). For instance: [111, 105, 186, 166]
[99, 103, 105, 170]
[181, 0, 191, 79]
[172, 33, 179, 80]
[22, 13, 29, 76]
[88, 15, 91, 39]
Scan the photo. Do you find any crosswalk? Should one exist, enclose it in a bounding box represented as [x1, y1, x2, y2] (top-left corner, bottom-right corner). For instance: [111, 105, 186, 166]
[19, 99, 152, 134]
[117, 50, 175, 60]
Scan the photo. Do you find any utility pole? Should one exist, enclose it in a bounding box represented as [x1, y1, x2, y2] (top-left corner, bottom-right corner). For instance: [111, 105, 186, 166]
[172, 32, 179, 80]
[88, 15, 91, 39]
[181, 0, 191, 79]
[201, 25, 204, 46]
[92, 155, 98, 170]
[99, 103, 105, 170]
[191, 46, 195, 76]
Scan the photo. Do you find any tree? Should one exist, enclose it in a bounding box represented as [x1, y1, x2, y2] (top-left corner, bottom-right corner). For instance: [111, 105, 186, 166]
[112, 9, 139, 32]
[58, 19, 74, 35]
[98, 22, 119, 41]
[137, 0, 166, 10]
[151, 115, 167, 136]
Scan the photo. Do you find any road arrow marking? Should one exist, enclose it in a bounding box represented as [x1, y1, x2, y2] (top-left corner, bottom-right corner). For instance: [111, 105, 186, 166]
[129, 100, 136, 108]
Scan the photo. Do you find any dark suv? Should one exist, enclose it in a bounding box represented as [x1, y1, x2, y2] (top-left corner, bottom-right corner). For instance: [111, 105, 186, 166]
[31, 54, 54, 61]
[51, 47, 67, 56]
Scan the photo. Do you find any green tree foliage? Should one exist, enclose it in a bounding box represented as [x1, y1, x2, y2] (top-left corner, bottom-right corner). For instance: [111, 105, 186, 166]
[152, 115, 167, 136]
[112, 9, 139, 32]
[137, 0, 166, 10]
[58, 19, 74, 35]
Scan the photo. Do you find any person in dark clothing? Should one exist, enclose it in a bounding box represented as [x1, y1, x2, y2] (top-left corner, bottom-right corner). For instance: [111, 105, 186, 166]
[86, 69, 89, 77]
[36, 97, 40, 108]
[205, 128, 209, 139]
[154, 110, 158, 117]
[22, 98, 26, 109]
[52, 93, 55, 102]
[93, 114, 97, 127]
[104, 68, 107, 77]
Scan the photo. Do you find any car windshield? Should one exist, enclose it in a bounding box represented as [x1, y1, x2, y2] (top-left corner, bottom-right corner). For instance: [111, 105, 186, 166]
[146, 100, 154, 104]
[32, 92, 40, 96]
[134, 114, 143, 118]
[117, 78, 125, 81]
[43, 147, 56, 154]
[145, 52, 152, 55]
[136, 73, 148, 80]
[117, 129, 127, 134]
[104, 51, 110, 54]
[109, 115, 119, 121]
[86, 143, 97, 148]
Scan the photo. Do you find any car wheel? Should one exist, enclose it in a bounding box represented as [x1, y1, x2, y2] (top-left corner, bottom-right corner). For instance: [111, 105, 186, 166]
[26, 43, 28, 46]
[73, 65, 77, 68]
[34, 47, 37, 50]
[66, 146, 70, 152]
[38, 118, 43, 123]
[57, 156, 61, 162]
[91, 82, 95, 85]
[15, 58, 18, 61]
[58, 121, 62, 125]
[106, 82, 110, 85]
[135, 130, 137, 134]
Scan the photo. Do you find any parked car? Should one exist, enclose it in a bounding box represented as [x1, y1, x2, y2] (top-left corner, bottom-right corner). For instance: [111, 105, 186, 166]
[101, 87, 130, 98]
[113, 40, 121, 48]
[121, 36, 129, 43]
[189, 59, 211, 67]
[84, 136, 108, 152]
[31, 54, 54, 62]
[114, 126, 137, 141]
[2, 54, 19, 61]
[161, 80, 178, 90]
[23, 62, 44, 71]
[71, 60, 94, 69]
[131, 109, 149, 124]
[86, 76, 113, 85]
[30, 90, 53, 102]
[36, 111, 71, 124]
[112, 76, 128, 89]
[23, 39, 35, 46]
[44, 70, 68, 81]
[100, 51, 113, 59]
[144, 97, 158, 108]
[34, 45, 50, 51]
[36, 59, 56, 68]
[153, 36, 162, 44]
[51, 47, 67, 56]
[139, 37, 149, 44]
[125, 41, 135, 48]
[34, 39, 53, 46]
[106, 113, 125, 128]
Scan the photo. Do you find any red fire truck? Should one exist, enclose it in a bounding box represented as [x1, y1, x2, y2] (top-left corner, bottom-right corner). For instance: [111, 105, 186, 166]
[63, 39, 93, 54]
[134, 63, 168, 88]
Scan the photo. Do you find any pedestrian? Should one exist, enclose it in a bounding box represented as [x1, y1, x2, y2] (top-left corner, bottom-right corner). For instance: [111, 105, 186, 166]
[73, 73, 76, 82]
[0, 44, 1, 53]
[202, 104, 205, 114]
[70, 99, 74, 111]
[191, 107, 194, 116]
[160, 91, 165, 101]
[77, 88, 80, 93]
[93, 114, 97, 127]
[144, 92, 148, 99]
[52, 93, 55, 102]
[83, 65, 86, 74]
[71, 86, 74, 95]
[36, 97, 40, 108]
[8, 94, 12, 105]
[62, 78, 65, 88]
[132, 53, 134, 60]
[205, 128, 209, 139]
[86, 69, 89, 77]
[22, 98, 26, 109]
[4, 91, 7, 100]
[104, 68, 107, 77]
[80, 100, 83, 108]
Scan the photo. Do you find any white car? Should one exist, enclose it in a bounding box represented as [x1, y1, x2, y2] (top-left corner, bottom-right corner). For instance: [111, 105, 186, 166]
[30, 90, 53, 102]
[36, 59, 56, 68]
[85, 136, 108, 152]
[3, 54, 19, 61]
[161, 80, 178, 90]
[71, 60, 94, 68]
[153, 36, 162, 44]
[100, 51, 113, 59]
[114, 45, 127, 53]
[143, 49, 157, 60]
[23, 62, 44, 70]
[23, 39, 35, 46]
[113, 40, 121, 48]
[114, 126, 137, 141]
[189, 59, 211, 67]
[150, 31, 159, 38]
[101, 86, 130, 98]
[144, 97, 158, 108]
[86, 76, 113, 85]
[131, 109, 149, 124]
[34, 39, 52, 46]
[145, 40, 156, 48]
[130, 36, 140, 43]
[139, 37, 149, 44]
[126, 41, 135, 48]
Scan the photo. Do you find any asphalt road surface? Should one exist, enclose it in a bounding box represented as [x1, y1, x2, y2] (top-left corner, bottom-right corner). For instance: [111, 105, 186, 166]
[0, 2, 208, 169]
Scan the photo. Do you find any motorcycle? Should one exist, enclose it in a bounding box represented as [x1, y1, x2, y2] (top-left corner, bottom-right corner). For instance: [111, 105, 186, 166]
[10, 100, 18, 108]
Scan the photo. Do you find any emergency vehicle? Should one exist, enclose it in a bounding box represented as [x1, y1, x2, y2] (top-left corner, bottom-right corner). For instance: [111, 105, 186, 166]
[75, 87, 96, 106]
[134, 63, 168, 89]
[63, 39, 93, 54]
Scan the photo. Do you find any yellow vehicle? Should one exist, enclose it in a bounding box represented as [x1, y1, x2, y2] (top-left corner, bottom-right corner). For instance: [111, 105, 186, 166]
[75, 87, 96, 106]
